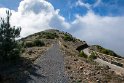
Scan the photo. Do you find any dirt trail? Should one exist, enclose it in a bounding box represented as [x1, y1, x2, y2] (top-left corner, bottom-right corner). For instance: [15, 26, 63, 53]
[20, 43, 68, 83]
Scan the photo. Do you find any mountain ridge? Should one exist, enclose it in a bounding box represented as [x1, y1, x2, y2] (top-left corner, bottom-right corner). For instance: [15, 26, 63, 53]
[20, 29, 123, 58]
[4, 29, 123, 83]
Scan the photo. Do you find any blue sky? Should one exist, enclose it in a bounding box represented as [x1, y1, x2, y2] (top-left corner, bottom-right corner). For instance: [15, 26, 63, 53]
[0, 0, 124, 56]
[1, 0, 124, 21]
[48, 0, 124, 20]
[0, 0, 21, 10]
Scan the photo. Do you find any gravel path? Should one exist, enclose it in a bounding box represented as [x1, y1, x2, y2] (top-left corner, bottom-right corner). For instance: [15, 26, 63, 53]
[21, 43, 68, 83]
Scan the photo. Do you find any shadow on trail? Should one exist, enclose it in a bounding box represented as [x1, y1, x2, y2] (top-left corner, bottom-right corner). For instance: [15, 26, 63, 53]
[0, 57, 44, 83]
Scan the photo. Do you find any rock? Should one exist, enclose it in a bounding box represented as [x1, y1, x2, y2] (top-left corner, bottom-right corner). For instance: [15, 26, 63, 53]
[74, 58, 78, 61]
[97, 71, 100, 74]
[79, 66, 83, 70]
[66, 66, 71, 70]
[70, 76, 74, 79]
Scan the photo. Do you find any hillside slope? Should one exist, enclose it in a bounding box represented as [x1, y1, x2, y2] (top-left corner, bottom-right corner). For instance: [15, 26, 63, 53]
[1, 29, 124, 83]
[20, 29, 124, 83]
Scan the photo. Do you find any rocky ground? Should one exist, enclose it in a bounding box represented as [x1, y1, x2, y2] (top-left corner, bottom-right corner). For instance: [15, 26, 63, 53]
[60, 38, 124, 83]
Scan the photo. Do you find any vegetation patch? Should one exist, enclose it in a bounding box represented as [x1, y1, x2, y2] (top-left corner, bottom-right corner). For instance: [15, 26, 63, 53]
[0, 11, 21, 63]
[79, 50, 88, 58]
[40, 32, 59, 39]
[24, 41, 34, 47]
[24, 39, 45, 48]
[75, 79, 82, 83]
[94, 45, 121, 58]
[88, 52, 97, 61]
[63, 33, 75, 41]
[33, 39, 45, 46]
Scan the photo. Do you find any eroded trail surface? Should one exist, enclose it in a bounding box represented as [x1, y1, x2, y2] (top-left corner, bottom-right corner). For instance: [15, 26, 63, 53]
[21, 43, 68, 83]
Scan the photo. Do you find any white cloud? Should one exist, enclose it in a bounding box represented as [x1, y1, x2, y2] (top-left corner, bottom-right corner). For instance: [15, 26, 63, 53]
[0, 8, 10, 18]
[75, 0, 101, 9]
[49, 10, 70, 30]
[70, 11, 124, 55]
[76, 0, 91, 9]
[0, 0, 69, 37]
[18, 0, 54, 14]
[0, 0, 124, 56]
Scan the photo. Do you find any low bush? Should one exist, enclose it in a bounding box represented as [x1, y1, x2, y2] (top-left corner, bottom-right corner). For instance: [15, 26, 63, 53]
[63, 34, 75, 41]
[41, 32, 58, 39]
[79, 50, 87, 58]
[24, 41, 34, 47]
[76, 79, 82, 83]
[21, 48, 25, 53]
[33, 39, 45, 47]
[24, 40, 45, 48]
[94, 45, 121, 58]
[88, 52, 97, 60]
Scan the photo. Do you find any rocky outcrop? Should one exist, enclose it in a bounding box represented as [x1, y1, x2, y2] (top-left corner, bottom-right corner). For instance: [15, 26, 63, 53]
[76, 43, 89, 52]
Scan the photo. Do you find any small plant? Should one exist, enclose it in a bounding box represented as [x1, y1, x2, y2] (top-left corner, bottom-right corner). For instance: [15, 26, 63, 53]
[33, 39, 45, 47]
[24, 40, 45, 48]
[63, 34, 75, 41]
[21, 48, 25, 53]
[79, 50, 87, 58]
[94, 45, 121, 58]
[76, 79, 82, 83]
[41, 32, 58, 39]
[24, 41, 34, 47]
[88, 52, 97, 60]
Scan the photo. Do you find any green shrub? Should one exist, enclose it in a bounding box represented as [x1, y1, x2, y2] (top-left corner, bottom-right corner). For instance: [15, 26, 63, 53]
[24, 41, 34, 47]
[94, 45, 121, 58]
[21, 48, 25, 53]
[41, 32, 58, 39]
[33, 39, 45, 47]
[79, 50, 87, 58]
[24, 40, 45, 48]
[88, 52, 97, 60]
[0, 11, 21, 62]
[63, 34, 75, 41]
[76, 79, 82, 83]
